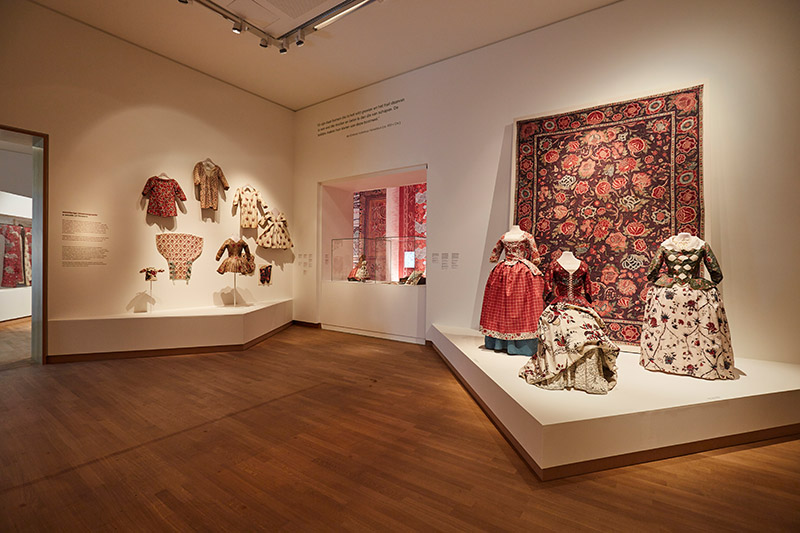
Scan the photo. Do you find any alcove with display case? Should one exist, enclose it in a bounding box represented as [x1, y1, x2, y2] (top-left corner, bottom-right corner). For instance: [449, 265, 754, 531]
[320, 166, 427, 344]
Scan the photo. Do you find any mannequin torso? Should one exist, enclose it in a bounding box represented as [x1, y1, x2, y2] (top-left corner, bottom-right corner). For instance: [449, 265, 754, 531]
[557, 251, 581, 273]
[503, 224, 525, 241]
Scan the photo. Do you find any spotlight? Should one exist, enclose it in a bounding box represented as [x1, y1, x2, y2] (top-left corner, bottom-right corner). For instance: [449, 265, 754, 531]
[279, 39, 288, 54]
[232, 20, 243, 34]
[295, 30, 305, 47]
[259, 38, 269, 48]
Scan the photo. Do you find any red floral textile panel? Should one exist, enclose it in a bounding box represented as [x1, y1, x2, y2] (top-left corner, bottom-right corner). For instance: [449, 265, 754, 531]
[514, 87, 703, 343]
[399, 183, 427, 274]
[357, 189, 387, 278]
[355, 185, 427, 278]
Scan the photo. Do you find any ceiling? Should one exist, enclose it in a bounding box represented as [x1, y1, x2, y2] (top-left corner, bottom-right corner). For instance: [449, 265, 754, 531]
[32, 0, 619, 111]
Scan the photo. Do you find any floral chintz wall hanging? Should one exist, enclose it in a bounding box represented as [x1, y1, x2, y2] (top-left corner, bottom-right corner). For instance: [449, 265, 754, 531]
[514, 86, 704, 344]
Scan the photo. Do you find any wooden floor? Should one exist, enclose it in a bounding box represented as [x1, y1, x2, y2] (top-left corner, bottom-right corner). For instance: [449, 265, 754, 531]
[0, 326, 798, 531]
[0, 316, 31, 369]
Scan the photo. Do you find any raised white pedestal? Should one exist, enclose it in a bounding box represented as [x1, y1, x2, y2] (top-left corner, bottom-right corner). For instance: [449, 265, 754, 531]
[430, 324, 800, 480]
[0, 286, 31, 322]
[48, 298, 292, 360]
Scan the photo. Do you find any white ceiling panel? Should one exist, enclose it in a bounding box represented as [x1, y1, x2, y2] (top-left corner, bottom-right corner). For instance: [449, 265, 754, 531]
[30, 0, 619, 110]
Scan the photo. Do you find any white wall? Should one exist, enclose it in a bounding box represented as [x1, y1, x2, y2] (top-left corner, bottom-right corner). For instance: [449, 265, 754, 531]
[0, 148, 33, 198]
[320, 185, 357, 281]
[0, 191, 32, 220]
[294, 0, 800, 363]
[0, 0, 295, 339]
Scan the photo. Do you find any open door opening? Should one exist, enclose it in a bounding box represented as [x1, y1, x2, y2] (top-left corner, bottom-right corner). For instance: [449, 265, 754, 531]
[0, 125, 48, 368]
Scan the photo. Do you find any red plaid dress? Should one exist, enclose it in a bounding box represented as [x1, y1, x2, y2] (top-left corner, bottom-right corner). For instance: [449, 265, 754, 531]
[480, 232, 545, 340]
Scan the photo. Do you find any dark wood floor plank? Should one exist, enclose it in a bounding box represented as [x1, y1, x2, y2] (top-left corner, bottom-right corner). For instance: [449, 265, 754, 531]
[0, 325, 798, 531]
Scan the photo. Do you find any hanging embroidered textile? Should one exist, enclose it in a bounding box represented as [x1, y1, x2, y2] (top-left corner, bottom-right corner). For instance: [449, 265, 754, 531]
[23, 227, 32, 286]
[1, 224, 25, 288]
[216, 238, 255, 275]
[398, 183, 427, 276]
[233, 186, 264, 228]
[355, 189, 386, 279]
[139, 266, 164, 281]
[155, 233, 203, 281]
[514, 86, 704, 344]
[142, 176, 186, 217]
[193, 159, 229, 210]
[259, 264, 272, 285]
[256, 212, 293, 249]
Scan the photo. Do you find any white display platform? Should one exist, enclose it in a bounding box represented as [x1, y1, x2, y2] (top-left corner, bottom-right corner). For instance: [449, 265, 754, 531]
[430, 324, 800, 480]
[0, 286, 31, 322]
[320, 281, 426, 344]
[48, 298, 292, 360]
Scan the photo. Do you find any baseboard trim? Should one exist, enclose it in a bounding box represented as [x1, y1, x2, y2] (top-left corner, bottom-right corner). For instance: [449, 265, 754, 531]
[0, 315, 32, 325]
[430, 342, 800, 481]
[293, 320, 321, 328]
[540, 423, 800, 480]
[46, 322, 293, 364]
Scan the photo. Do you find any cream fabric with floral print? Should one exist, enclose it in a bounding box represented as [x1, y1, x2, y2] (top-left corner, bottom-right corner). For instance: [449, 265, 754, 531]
[257, 211, 293, 249]
[233, 186, 264, 229]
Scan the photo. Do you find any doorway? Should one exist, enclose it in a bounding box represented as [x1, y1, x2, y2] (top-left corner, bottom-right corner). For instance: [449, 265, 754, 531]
[0, 125, 48, 368]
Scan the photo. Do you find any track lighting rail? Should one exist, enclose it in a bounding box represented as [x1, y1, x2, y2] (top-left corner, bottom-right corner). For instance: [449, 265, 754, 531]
[178, 0, 379, 53]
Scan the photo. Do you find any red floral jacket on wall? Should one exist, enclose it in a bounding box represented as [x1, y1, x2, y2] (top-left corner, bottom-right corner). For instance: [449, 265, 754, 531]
[142, 177, 186, 217]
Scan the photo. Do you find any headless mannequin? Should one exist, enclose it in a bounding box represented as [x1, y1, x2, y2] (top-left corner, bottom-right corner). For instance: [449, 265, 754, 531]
[504, 224, 525, 241]
[674, 232, 693, 247]
[157, 172, 169, 179]
[557, 250, 580, 273]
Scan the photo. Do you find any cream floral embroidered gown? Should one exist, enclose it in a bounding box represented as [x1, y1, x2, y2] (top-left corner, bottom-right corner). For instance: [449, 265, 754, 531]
[518, 259, 620, 395]
[640, 235, 735, 380]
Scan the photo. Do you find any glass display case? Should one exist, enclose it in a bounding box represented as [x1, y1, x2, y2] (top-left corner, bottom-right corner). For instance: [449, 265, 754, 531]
[331, 236, 426, 283]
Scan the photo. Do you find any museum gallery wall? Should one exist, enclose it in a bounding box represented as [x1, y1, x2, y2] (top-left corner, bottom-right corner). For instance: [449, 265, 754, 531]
[0, 0, 798, 364]
[293, 0, 800, 364]
[0, 0, 294, 353]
